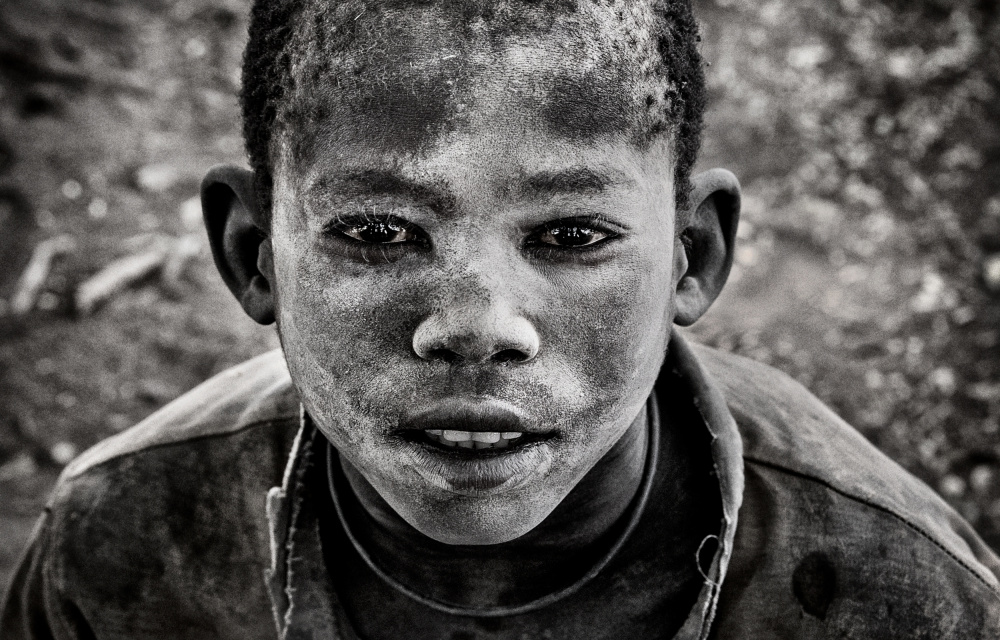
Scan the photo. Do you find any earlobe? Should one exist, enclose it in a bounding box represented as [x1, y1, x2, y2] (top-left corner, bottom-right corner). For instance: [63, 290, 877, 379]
[201, 164, 276, 325]
[673, 168, 741, 327]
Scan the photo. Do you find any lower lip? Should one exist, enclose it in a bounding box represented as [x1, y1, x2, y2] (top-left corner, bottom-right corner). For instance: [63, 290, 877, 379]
[401, 438, 554, 496]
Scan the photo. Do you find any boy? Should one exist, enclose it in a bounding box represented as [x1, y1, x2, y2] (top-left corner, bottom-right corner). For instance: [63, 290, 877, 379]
[3, 0, 999, 638]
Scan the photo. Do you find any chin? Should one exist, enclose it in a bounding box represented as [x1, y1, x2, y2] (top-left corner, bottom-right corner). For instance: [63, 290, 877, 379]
[413, 513, 543, 546]
[392, 490, 556, 546]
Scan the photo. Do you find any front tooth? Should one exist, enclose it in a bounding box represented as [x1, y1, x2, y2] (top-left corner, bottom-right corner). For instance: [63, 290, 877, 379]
[501, 432, 522, 440]
[427, 429, 443, 436]
[471, 432, 500, 443]
[443, 430, 471, 442]
[458, 440, 475, 449]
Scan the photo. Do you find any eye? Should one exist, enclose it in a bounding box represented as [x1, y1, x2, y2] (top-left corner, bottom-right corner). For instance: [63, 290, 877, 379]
[326, 215, 424, 245]
[528, 219, 617, 249]
[535, 225, 610, 247]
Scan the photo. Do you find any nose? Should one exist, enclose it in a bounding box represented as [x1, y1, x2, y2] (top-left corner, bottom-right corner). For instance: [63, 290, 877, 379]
[412, 298, 540, 364]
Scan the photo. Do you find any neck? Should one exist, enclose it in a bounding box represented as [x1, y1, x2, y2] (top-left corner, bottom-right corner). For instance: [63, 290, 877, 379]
[334, 404, 651, 609]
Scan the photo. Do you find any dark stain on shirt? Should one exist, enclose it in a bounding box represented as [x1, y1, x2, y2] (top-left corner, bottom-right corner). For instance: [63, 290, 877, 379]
[792, 551, 837, 620]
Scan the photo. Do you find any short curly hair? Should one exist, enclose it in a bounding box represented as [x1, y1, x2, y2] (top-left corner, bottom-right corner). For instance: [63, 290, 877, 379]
[241, 0, 706, 223]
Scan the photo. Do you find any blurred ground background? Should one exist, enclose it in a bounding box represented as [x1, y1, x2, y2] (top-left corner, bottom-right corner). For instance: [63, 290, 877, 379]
[0, 0, 998, 594]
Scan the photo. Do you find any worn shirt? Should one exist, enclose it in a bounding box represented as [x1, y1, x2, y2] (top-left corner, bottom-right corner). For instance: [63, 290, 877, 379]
[2, 332, 999, 638]
[316, 376, 722, 640]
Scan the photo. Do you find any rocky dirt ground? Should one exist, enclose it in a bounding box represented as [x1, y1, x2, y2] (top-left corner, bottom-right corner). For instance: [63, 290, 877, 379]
[1, 0, 998, 594]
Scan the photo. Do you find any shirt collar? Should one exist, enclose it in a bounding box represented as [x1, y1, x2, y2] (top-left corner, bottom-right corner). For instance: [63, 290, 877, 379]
[265, 330, 745, 640]
[666, 330, 745, 638]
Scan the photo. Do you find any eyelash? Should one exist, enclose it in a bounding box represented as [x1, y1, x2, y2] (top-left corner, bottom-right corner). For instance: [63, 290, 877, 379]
[322, 213, 429, 262]
[322, 213, 620, 264]
[523, 216, 621, 260]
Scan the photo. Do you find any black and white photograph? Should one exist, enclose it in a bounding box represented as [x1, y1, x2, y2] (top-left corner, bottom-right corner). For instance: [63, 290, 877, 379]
[1, 0, 999, 637]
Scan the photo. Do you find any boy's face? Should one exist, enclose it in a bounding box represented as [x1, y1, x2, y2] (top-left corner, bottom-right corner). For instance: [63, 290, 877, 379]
[266, 11, 688, 545]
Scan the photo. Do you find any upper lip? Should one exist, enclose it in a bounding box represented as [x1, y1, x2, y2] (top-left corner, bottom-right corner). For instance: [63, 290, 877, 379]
[399, 399, 540, 435]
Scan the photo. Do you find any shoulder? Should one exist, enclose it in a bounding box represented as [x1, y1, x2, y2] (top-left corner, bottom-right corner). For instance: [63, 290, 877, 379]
[28, 351, 298, 635]
[692, 343, 1000, 594]
[693, 344, 897, 483]
[59, 348, 297, 483]
[47, 347, 300, 526]
[691, 344, 1000, 633]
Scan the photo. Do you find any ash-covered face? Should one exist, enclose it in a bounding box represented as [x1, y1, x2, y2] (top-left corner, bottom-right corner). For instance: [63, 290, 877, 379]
[203, 3, 740, 546]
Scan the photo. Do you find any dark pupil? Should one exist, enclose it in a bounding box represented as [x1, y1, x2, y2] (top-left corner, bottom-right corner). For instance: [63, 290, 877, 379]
[357, 221, 401, 243]
[551, 226, 595, 246]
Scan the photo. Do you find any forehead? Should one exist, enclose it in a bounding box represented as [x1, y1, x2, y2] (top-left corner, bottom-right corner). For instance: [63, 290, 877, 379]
[276, 0, 674, 163]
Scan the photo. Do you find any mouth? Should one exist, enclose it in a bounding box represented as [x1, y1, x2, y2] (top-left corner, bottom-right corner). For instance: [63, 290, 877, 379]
[396, 400, 556, 494]
[398, 399, 553, 454]
[406, 428, 549, 453]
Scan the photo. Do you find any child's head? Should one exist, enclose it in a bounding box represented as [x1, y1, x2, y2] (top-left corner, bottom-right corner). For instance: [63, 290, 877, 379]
[203, 0, 740, 545]
[241, 0, 707, 222]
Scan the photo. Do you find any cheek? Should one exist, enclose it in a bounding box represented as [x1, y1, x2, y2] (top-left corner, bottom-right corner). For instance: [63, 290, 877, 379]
[270, 229, 427, 432]
[532, 250, 674, 427]
[282, 257, 414, 355]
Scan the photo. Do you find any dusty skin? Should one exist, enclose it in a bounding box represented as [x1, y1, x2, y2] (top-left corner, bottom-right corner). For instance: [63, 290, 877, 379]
[204, 4, 738, 548]
[5, 1, 998, 638]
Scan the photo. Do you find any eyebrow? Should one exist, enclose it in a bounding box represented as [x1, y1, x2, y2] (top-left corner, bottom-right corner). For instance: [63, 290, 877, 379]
[308, 166, 625, 210]
[309, 170, 455, 212]
[518, 167, 624, 199]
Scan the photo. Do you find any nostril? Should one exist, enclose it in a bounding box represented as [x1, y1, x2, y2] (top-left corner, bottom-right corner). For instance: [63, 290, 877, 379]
[492, 349, 529, 364]
[425, 348, 462, 364]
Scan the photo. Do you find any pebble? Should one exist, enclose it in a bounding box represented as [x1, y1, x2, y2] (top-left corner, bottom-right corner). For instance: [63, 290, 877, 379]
[910, 271, 946, 313]
[966, 382, 1000, 402]
[864, 369, 884, 390]
[50, 441, 77, 465]
[34, 358, 55, 375]
[138, 379, 180, 403]
[951, 306, 975, 325]
[775, 340, 795, 357]
[940, 474, 966, 498]
[61, 179, 83, 200]
[184, 37, 208, 59]
[179, 196, 203, 231]
[135, 164, 180, 193]
[838, 264, 868, 285]
[984, 253, 1000, 293]
[0, 453, 38, 481]
[109, 414, 133, 432]
[88, 198, 109, 219]
[735, 245, 759, 267]
[987, 197, 1000, 217]
[918, 439, 938, 462]
[787, 44, 830, 70]
[969, 465, 994, 494]
[56, 392, 77, 409]
[928, 367, 956, 395]
[35, 209, 56, 229]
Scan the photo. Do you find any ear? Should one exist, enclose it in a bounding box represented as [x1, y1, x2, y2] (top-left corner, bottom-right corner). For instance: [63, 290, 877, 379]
[201, 164, 276, 325]
[673, 168, 741, 327]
